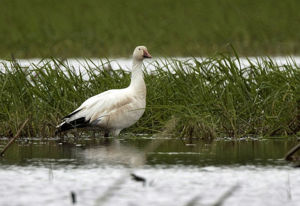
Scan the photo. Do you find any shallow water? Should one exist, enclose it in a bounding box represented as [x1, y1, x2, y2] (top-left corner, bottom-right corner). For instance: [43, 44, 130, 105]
[1, 56, 300, 74]
[0, 137, 299, 206]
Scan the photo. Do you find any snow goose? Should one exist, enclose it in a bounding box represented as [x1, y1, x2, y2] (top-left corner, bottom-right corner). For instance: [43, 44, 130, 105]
[55, 46, 152, 136]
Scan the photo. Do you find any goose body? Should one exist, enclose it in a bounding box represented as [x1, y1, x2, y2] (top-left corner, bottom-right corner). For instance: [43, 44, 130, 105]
[56, 46, 152, 136]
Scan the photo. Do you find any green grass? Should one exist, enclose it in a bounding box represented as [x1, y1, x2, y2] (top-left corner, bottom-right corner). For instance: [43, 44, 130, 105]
[1, 0, 300, 57]
[0, 53, 299, 138]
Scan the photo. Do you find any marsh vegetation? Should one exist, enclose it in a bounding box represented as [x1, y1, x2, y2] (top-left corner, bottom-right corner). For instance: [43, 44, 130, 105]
[1, 54, 299, 138]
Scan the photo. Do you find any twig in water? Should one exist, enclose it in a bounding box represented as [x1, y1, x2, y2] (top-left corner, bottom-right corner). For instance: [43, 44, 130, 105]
[71, 191, 77, 204]
[0, 119, 29, 156]
[94, 173, 128, 206]
[285, 142, 300, 161]
[212, 184, 239, 206]
[131, 173, 146, 186]
[48, 164, 54, 181]
[287, 175, 292, 200]
[184, 195, 202, 206]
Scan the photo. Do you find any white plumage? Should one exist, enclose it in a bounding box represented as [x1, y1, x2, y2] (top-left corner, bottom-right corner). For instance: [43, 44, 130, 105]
[56, 46, 152, 136]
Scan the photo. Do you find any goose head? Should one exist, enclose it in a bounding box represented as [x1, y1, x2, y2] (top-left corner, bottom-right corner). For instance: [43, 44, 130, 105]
[133, 46, 152, 61]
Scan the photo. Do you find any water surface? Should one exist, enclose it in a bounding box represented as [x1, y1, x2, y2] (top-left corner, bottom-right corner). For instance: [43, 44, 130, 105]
[0, 137, 299, 206]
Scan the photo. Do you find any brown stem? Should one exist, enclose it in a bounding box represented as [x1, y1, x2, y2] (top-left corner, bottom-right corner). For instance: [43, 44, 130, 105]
[285, 142, 300, 161]
[0, 119, 29, 156]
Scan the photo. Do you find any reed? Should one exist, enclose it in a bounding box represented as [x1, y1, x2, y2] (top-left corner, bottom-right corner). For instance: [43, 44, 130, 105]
[0, 54, 299, 139]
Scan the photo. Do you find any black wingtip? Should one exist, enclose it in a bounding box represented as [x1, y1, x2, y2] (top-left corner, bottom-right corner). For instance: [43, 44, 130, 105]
[55, 117, 90, 135]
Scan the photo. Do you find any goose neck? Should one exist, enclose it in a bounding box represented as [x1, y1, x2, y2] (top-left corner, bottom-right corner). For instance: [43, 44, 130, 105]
[130, 59, 145, 89]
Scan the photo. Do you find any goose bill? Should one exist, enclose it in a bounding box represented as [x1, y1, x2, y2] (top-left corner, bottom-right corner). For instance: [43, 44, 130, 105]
[143, 50, 152, 58]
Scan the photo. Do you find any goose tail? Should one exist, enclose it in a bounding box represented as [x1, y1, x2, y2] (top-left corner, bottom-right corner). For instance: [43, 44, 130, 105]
[55, 117, 89, 135]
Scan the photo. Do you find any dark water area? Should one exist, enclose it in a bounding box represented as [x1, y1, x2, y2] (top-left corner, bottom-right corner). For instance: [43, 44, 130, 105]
[0, 137, 298, 167]
[0, 136, 299, 206]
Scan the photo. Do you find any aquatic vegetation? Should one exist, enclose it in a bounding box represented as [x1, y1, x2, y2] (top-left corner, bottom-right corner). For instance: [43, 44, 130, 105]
[0, 54, 299, 138]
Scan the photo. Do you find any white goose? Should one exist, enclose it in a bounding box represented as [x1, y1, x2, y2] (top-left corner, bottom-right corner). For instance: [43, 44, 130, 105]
[56, 46, 152, 137]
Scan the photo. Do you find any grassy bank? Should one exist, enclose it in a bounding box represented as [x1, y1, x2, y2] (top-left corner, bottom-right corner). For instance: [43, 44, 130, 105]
[1, 0, 300, 57]
[0, 54, 299, 139]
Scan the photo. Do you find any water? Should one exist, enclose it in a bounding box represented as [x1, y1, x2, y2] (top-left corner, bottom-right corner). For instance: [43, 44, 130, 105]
[0, 137, 299, 206]
[1, 56, 300, 75]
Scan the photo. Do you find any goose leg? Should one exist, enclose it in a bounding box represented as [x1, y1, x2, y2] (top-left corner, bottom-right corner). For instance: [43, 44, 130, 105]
[104, 131, 109, 138]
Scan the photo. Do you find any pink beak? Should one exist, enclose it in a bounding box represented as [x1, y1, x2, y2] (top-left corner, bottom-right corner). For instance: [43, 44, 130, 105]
[143, 50, 152, 58]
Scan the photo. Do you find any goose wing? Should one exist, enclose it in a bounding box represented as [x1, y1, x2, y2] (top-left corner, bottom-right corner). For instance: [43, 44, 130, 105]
[63, 88, 133, 125]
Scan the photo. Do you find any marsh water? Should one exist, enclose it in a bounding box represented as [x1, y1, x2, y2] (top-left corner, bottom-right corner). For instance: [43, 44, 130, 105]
[0, 136, 299, 206]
